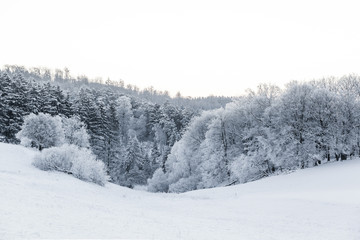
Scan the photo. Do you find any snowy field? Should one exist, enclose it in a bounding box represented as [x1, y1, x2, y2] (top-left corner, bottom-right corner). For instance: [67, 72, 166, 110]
[0, 142, 359, 239]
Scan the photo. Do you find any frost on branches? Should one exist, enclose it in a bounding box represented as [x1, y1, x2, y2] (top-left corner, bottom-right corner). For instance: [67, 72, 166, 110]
[16, 113, 91, 150]
[17, 113, 108, 186]
[149, 80, 360, 192]
[3, 66, 360, 192]
[33, 144, 108, 186]
[16, 113, 64, 150]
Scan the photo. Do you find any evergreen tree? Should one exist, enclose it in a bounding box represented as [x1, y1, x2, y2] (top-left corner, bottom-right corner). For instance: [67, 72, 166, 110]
[40, 83, 59, 116]
[25, 80, 41, 114]
[87, 94, 106, 161]
[0, 72, 12, 141]
[104, 98, 122, 172]
[1, 73, 28, 142]
[122, 134, 147, 187]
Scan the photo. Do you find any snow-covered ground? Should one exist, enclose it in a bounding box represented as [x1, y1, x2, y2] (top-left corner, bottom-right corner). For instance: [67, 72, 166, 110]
[0, 142, 359, 239]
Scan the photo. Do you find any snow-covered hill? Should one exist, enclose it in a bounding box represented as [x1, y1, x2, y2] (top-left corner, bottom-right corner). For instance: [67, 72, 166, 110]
[0, 143, 359, 239]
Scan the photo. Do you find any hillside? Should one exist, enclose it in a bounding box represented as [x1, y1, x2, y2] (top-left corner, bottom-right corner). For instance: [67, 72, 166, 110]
[0, 142, 359, 239]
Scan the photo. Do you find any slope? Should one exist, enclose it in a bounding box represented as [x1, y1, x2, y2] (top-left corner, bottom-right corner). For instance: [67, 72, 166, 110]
[0, 142, 359, 239]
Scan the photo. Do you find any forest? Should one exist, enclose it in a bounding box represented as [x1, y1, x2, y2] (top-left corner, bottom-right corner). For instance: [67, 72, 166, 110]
[1, 65, 360, 192]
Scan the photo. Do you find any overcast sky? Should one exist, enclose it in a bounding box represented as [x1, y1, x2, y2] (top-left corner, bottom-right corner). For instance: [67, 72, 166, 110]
[1, 0, 360, 97]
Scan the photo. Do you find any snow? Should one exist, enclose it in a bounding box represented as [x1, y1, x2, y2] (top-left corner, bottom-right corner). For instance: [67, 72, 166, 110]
[0, 143, 359, 239]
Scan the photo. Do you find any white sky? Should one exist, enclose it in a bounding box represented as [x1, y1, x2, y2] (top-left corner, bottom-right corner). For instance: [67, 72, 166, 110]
[1, 0, 360, 97]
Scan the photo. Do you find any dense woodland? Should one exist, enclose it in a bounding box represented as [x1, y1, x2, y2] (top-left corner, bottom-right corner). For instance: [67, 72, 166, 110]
[1, 65, 360, 192]
[0, 65, 229, 188]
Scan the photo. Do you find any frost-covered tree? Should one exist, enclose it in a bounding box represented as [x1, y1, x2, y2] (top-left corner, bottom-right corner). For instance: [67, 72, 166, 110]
[150, 110, 218, 192]
[233, 85, 280, 179]
[102, 94, 123, 175]
[0, 72, 12, 141]
[39, 83, 59, 115]
[62, 116, 90, 148]
[306, 88, 340, 162]
[8, 65, 360, 192]
[0, 73, 28, 142]
[272, 82, 314, 168]
[122, 133, 148, 187]
[16, 113, 64, 150]
[199, 114, 231, 188]
[332, 93, 360, 160]
[116, 96, 133, 144]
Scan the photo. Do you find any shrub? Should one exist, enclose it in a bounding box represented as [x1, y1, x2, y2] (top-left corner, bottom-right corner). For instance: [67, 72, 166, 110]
[147, 168, 169, 192]
[32, 145, 73, 172]
[168, 176, 198, 193]
[33, 144, 108, 186]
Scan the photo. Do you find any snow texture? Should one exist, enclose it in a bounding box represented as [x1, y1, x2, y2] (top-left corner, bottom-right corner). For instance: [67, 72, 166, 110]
[0, 142, 359, 239]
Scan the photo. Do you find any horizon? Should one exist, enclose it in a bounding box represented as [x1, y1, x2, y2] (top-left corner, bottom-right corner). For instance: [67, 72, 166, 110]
[1, 0, 360, 97]
[2, 64, 359, 99]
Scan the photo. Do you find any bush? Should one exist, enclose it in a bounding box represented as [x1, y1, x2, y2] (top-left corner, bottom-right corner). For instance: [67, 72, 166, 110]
[33, 144, 108, 186]
[147, 168, 169, 192]
[168, 176, 198, 193]
[32, 145, 73, 172]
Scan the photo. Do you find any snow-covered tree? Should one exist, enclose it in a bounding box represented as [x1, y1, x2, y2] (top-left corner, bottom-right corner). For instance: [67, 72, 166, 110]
[16, 113, 64, 150]
[153, 110, 218, 192]
[122, 133, 148, 187]
[62, 116, 90, 148]
[0, 73, 28, 142]
[116, 96, 133, 144]
[199, 113, 231, 188]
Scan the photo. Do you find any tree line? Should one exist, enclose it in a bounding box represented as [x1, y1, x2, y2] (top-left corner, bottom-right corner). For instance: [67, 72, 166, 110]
[2, 65, 360, 192]
[0, 66, 197, 187]
[148, 75, 360, 192]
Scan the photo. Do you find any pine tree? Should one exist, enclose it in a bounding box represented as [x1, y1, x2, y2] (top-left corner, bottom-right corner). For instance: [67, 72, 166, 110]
[0, 72, 12, 141]
[60, 93, 73, 117]
[87, 95, 106, 161]
[122, 134, 147, 187]
[116, 95, 133, 144]
[40, 83, 59, 116]
[1, 73, 28, 142]
[25, 80, 41, 114]
[149, 141, 161, 173]
[104, 99, 122, 172]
